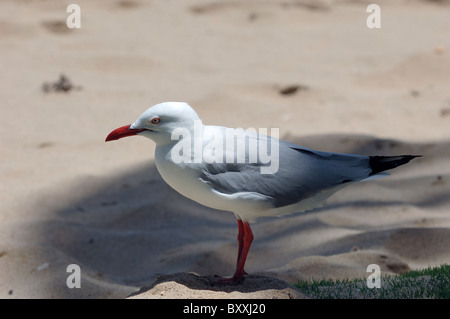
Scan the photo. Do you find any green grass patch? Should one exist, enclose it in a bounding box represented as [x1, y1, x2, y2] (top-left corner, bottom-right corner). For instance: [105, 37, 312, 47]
[293, 264, 450, 299]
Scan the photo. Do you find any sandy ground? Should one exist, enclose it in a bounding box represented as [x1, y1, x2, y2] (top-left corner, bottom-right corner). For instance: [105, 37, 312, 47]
[0, 0, 449, 298]
[127, 273, 310, 299]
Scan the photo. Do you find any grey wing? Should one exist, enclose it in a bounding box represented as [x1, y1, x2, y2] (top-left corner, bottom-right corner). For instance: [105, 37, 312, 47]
[199, 136, 373, 208]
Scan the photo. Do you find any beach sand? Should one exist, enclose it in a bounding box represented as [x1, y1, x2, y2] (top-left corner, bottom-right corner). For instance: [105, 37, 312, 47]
[0, 0, 449, 298]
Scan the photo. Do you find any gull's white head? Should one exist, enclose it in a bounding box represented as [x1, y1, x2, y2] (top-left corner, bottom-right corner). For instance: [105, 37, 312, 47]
[105, 102, 200, 144]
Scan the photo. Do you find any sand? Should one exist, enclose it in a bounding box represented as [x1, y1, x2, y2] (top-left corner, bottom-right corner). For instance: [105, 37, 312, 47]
[127, 273, 310, 299]
[0, 0, 449, 298]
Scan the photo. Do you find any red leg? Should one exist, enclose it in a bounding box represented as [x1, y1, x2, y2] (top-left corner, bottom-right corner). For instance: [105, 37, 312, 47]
[236, 219, 245, 270]
[234, 221, 253, 278]
[219, 219, 253, 284]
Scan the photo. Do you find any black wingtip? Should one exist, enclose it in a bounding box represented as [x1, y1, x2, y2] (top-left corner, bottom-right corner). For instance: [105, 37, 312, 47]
[369, 155, 421, 176]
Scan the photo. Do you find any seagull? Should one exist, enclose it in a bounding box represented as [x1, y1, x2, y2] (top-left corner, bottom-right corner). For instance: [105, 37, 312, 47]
[106, 102, 419, 284]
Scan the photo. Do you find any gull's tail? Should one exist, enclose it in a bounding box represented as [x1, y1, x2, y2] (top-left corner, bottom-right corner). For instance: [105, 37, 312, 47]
[369, 155, 421, 176]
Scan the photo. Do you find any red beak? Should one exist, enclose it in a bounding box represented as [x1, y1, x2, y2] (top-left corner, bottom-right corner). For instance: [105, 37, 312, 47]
[105, 124, 147, 142]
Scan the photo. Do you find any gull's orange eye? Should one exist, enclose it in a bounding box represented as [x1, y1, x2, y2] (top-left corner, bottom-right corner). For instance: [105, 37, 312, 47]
[151, 117, 160, 124]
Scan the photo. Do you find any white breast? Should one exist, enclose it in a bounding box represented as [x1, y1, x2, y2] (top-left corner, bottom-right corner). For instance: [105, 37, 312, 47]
[154, 143, 233, 212]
